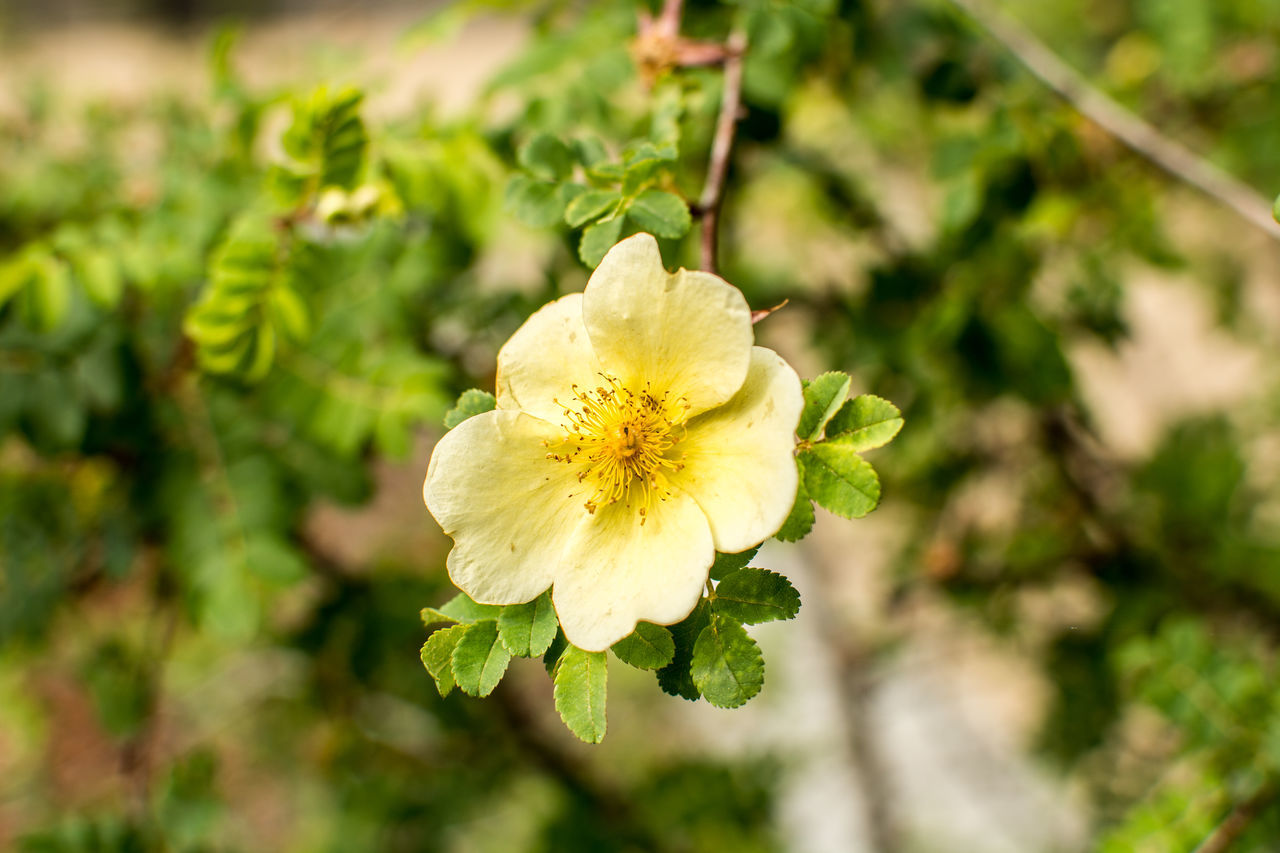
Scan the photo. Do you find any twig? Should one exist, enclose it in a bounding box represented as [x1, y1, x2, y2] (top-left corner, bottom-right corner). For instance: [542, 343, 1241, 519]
[1194, 785, 1275, 853]
[946, 0, 1280, 242]
[698, 30, 747, 274]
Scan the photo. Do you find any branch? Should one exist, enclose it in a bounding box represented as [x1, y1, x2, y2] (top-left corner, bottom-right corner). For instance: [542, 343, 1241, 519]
[946, 0, 1280, 242]
[698, 30, 747, 274]
[1194, 785, 1275, 853]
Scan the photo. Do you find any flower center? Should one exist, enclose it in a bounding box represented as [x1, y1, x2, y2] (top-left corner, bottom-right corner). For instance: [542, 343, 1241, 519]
[547, 374, 689, 522]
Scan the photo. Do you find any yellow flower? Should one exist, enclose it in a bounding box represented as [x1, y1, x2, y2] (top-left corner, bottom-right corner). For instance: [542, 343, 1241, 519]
[423, 234, 803, 651]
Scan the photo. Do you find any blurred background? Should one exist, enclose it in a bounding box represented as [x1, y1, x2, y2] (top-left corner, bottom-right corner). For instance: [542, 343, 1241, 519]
[1, 0, 1279, 850]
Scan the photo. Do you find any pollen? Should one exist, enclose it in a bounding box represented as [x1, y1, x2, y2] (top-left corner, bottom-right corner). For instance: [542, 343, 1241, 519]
[546, 374, 690, 522]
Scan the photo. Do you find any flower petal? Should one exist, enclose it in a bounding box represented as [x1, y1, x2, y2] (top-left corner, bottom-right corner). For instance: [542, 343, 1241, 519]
[552, 489, 713, 651]
[672, 346, 803, 553]
[495, 293, 604, 427]
[583, 233, 752, 416]
[424, 410, 588, 604]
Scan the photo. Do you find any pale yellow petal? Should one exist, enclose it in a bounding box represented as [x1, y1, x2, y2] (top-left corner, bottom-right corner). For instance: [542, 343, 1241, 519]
[552, 489, 713, 651]
[424, 410, 591, 604]
[495, 293, 604, 426]
[672, 346, 803, 553]
[583, 233, 752, 416]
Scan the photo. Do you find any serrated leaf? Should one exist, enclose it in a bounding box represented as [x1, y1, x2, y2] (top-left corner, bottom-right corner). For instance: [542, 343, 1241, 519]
[801, 444, 881, 519]
[713, 568, 801, 624]
[518, 132, 575, 182]
[798, 371, 852, 440]
[625, 189, 691, 239]
[657, 599, 710, 701]
[611, 622, 675, 670]
[565, 189, 622, 228]
[505, 175, 566, 228]
[579, 216, 624, 267]
[437, 591, 504, 623]
[451, 620, 511, 697]
[553, 645, 607, 744]
[775, 474, 815, 542]
[691, 614, 764, 709]
[710, 546, 760, 582]
[543, 629, 568, 674]
[825, 394, 904, 451]
[444, 389, 496, 429]
[497, 591, 558, 657]
[421, 624, 467, 697]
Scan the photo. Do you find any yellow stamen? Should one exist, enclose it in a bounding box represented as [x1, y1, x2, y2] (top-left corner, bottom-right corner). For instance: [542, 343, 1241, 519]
[546, 373, 689, 523]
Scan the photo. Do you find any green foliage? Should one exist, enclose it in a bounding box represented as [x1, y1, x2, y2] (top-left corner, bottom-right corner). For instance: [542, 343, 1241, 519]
[691, 614, 765, 709]
[611, 622, 676, 670]
[270, 85, 369, 202]
[185, 214, 312, 381]
[800, 442, 881, 519]
[451, 619, 512, 697]
[775, 478, 815, 542]
[498, 592, 559, 657]
[553, 645, 609, 744]
[712, 569, 801, 625]
[421, 624, 467, 697]
[443, 389, 498, 429]
[658, 599, 713, 701]
[797, 371, 852, 440]
[824, 394, 904, 451]
[709, 545, 760, 581]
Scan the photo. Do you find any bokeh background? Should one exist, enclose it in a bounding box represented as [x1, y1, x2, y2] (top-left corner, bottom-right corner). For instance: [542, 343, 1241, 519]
[2, 0, 1279, 850]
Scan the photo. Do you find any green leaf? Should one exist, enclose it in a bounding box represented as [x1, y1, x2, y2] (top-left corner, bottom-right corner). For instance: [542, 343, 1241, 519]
[273, 85, 368, 198]
[565, 189, 622, 228]
[825, 394, 904, 451]
[76, 249, 124, 308]
[579, 216, 624, 267]
[713, 568, 801, 624]
[553, 645, 608, 744]
[419, 606, 458, 627]
[421, 624, 467, 697]
[543, 629, 568, 674]
[20, 252, 71, 333]
[497, 591, 558, 657]
[518, 132, 575, 182]
[775, 475, 814, 542]
[444, 389, 497, 429]
[625, 189, 691, 239]
[657, 599, 711, 701]
[505, 175, 566, 228]
[451, 620, 511, 697]
[710, 545, 760, 582]
[691, 614, 765, 709]
[611, 622, 675, 670]
[437, 592, 504, 623]
[798, 371, 852, 440]
[801, 444, 881, 519]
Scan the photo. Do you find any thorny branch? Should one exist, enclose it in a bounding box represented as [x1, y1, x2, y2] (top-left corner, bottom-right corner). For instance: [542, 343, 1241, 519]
[947, 0, 1280, 242]
[636, 0, 748, 274]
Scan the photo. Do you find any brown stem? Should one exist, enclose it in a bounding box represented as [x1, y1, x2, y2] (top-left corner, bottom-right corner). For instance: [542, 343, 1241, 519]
[1194, 786, 1275, 853]
[698, 30, 747, 274]
[947, 0, 1280, 242]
